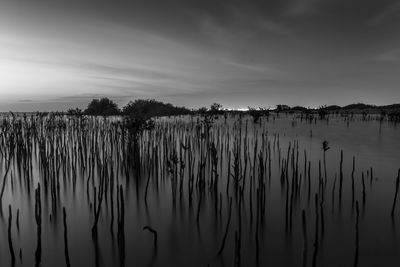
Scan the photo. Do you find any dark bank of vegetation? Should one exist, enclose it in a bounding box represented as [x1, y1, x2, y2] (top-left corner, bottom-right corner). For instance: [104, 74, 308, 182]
[63, 98, 400, 124]
[122, 99, 190, 117]
[67, 98, 191, 117]
[84, 98, 120, 116]
[274, 103, 400, 114]
[270, 103, 400, 122]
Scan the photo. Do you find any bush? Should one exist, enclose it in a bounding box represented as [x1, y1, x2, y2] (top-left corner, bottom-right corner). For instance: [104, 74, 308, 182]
[84, 98, 119, 116]
[122, 99, 190, 117]
[67, 108, 83, 116]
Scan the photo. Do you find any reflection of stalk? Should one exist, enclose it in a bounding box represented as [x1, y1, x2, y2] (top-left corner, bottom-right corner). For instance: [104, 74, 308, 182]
[217, 197, 232, 256]
[196, 188, 202, 224]
[318, 161, 322, 197]
[339, 150, 343, 206]
[352, 157, 355, 208]
[354, 201, 360, 267]
[144, 169, 151, 203]
[308, 161, 311, 203]
[110, 170, 115, 235]
[370, 167, 373, 186]
[362, 172, 366, 207]
[117, 185, 125, 267]
[322, 141, 330, 185]
[143, 226, 158, 249]
[8, 205, 15, 267]
[35, 184, 42, 267]
[63, 208, 71, 267]
[312, 194, 319, 267]
[0, 154, 13, 203]
[92, 166, 105, 238]
[16, 209, 19, 232]
[391, 169, 400, 217]
[304, 151, 307, 189]
[331, 176, 337, 214]
[302, 210, 308, 267]
[320, 199, 324, 237]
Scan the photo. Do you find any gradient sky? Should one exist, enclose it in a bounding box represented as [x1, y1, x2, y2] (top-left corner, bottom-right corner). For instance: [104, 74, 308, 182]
[0, 0, 400, 111]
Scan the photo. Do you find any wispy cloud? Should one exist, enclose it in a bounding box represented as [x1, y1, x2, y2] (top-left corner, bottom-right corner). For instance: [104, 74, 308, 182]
[368, 2, 400, 25]
[374, 49, 400, 62]
[256, 19, 297, 40]
[284, 0, 318, 16]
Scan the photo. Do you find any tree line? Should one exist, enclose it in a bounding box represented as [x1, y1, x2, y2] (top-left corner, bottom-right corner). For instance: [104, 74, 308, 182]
[67, 98, 191, 117]
[66, 98, 400, 122]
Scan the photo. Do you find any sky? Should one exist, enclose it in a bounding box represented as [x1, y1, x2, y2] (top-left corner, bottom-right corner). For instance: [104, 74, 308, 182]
[0, 0, 400, 111]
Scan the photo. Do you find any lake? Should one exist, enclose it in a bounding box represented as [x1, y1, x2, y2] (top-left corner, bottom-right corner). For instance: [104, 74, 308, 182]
[0, 113, 399, 266]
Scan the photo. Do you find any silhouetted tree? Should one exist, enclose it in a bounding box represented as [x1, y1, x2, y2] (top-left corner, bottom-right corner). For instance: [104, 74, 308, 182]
[276, 104, 290, 112]
[342, 103, 374, 110]
[210, 103, 223, 114]
[197, 107, 208, 115]
[84, 98, 119, 116]
[122, 99, 190, 118]
[67, 108, 83, 116]
[290, 106, 308, 112]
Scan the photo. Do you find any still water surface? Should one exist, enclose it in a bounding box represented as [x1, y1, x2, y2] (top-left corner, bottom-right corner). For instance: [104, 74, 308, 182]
[0, 114, 399, 266]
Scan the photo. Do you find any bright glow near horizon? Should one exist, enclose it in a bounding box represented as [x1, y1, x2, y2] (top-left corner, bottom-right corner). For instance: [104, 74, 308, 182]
[0, 59, 75, 96]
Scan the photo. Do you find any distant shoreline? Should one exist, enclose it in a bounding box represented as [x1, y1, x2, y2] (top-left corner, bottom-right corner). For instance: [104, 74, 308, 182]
[1, 101, 399, 115]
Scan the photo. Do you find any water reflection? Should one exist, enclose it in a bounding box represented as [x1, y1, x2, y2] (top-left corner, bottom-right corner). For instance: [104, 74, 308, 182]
[0, 113, 399, 266]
